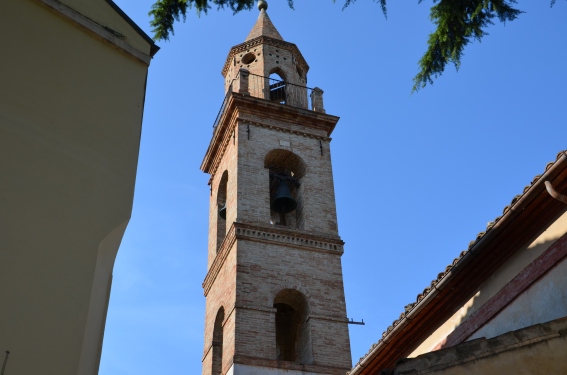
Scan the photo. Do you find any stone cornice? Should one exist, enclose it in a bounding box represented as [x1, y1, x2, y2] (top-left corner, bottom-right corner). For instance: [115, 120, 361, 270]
[241, 120, 332, 141]
[202, 222, 344, 296]
[222, 36, 309, 78]
[201, 93, 339, 179]
[234, 222, 344, 254]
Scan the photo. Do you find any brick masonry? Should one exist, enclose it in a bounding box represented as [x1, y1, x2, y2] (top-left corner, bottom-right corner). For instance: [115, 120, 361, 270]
[201, 18, 352, 374]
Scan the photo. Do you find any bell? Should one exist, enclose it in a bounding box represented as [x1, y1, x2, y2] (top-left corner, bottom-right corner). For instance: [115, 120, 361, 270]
[271, 181, 297, 213]
[219, 203, 227, 220]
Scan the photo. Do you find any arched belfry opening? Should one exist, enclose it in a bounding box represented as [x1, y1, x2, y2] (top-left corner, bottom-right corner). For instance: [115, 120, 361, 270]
[211, 307, 225, 375]
[269, 68, 287, 104]
[217, 171, 228, 251]
[264, 149, 306, 228]
[273, 289, 312, 364]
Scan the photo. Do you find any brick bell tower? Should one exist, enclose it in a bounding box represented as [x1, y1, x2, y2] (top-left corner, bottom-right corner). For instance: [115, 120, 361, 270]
[200, 2, 352, 374]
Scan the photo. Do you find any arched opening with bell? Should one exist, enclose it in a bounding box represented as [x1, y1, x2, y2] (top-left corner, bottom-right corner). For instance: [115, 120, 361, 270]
[217, 170, 228, 251]
[264, 149, 306, 229]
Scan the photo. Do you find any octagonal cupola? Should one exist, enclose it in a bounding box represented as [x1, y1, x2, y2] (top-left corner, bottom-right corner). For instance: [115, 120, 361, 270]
[221, 1, 310, 99]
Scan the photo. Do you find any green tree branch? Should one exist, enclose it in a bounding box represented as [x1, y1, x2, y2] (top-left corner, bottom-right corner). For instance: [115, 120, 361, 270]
[411, 0, 522, 92]
[148, 0, 562, 92]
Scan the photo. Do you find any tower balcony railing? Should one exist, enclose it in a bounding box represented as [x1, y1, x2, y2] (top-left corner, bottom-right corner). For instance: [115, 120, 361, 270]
[213, 69, 326, 129]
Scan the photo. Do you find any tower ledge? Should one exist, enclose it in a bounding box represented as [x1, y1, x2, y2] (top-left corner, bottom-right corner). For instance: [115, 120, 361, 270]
[203, 221, 345, 297]
[201, 92, 339, 177]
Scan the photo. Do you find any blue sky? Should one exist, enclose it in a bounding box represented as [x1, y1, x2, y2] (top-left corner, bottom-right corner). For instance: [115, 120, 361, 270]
[100, 1, 567, 373]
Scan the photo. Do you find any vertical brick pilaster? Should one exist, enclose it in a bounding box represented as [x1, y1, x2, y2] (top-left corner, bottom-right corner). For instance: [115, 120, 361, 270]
[310, 87, 325, 113]
[238, 69, 250, 95]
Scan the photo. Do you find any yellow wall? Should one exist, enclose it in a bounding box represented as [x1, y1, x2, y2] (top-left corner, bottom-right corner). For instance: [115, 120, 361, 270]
[397, 318, 567, 375]
[428, 337, 567, 375]
[60, 0, 152, 55]
[0, 1, 153, 374]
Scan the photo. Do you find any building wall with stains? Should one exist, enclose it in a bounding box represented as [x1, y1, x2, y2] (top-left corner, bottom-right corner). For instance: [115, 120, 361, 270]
[0, 1, 154, 374]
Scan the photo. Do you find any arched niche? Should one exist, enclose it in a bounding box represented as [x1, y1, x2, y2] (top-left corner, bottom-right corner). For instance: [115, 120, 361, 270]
[273, 289, 313, 364]
[211, 307, 225, 375]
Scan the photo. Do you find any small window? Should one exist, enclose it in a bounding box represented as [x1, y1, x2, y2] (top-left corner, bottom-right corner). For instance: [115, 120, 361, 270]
[241, 53, 255, 65]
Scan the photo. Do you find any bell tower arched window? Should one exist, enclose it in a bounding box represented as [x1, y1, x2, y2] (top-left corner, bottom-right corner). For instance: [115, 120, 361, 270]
[217, 171, 228, 251]
[273, 289, 312, 364]
[269, 68, 287, 104]
[264, 150, 306, 229]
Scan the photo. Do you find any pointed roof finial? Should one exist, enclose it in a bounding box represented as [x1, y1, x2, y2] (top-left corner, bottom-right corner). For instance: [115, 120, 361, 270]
[245, 0, 282, 41]
[258, 0, 268, 11]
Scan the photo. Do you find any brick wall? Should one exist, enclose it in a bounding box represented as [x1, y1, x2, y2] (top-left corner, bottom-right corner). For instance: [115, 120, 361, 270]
[203, 32, 350, 374]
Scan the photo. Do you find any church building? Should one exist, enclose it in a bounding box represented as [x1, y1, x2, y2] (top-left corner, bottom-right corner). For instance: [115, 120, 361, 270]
[349, 151, 567, 375]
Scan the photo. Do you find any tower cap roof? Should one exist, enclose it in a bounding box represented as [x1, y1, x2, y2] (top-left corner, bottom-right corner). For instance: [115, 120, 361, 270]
[245, 1, 283, 41]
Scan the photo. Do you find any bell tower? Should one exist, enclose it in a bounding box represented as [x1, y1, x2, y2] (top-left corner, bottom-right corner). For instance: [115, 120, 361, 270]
[200, 2, 352, 374]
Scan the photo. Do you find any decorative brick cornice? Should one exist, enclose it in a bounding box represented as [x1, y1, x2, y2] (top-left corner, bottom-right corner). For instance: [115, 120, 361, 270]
[242, 120, 331, 141]
[201, 93, 339, 179]
[202, 222, 344, 296]
[234, 222, 344, 254]
[202, 225, 237, 297]
[222, 36, 309, 78]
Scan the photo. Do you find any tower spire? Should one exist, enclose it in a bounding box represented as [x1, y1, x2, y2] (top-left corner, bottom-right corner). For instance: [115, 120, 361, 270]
[245, 0, 283, 41]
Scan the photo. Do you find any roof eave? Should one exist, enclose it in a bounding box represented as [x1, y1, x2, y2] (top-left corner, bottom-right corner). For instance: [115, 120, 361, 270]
[105, 0, 160, 56]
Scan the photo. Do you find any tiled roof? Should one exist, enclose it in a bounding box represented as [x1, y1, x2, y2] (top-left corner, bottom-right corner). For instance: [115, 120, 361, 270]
[349, 149, 567, 374]
[245, 8, 283, 41]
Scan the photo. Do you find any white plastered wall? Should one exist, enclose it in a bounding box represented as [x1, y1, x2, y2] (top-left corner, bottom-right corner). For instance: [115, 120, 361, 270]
[469, 256, 567, 340]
